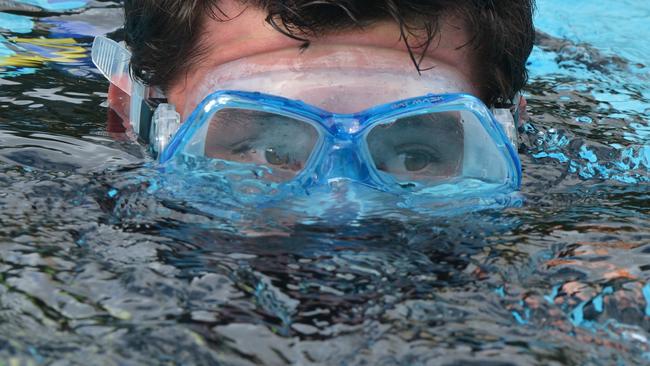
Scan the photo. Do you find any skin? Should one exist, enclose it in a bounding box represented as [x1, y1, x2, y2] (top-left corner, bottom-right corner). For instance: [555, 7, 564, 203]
[166, 0, 484, 120]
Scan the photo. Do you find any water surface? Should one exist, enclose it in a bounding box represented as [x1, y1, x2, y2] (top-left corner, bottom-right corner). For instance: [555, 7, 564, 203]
[0, 0, 648, 364]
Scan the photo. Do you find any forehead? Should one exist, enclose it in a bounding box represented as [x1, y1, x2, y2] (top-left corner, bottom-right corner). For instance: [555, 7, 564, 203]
[195, 0, 476, 73]
[167, 0, 480, 118]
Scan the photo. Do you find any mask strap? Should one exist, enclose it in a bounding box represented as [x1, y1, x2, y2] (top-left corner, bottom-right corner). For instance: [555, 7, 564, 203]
[92, 36, 179, 150]
[511, 92, 522, 126]
[91, 36, 143, 131]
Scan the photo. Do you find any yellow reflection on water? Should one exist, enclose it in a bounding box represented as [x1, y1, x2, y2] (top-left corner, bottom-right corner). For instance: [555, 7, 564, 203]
[0, 37, 86, 67]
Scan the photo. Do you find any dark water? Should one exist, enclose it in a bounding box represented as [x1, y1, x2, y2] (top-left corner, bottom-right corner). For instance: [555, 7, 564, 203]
[0, 1, 648, 365]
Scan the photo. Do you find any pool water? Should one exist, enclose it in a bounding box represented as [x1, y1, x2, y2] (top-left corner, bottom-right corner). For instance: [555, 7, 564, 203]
[0, 1, 648, 364]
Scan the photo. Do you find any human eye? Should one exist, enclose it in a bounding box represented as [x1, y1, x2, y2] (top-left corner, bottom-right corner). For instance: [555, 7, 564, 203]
[367, 113, 464, 183]
[394, 144, 441, 173]
[217, 139, 300, 171]
[376, 143, 458, 178]
[262, 146, 305, 171]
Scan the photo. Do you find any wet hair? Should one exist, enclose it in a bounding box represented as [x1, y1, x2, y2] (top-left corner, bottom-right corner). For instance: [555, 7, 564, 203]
[124, 0, 535, 106]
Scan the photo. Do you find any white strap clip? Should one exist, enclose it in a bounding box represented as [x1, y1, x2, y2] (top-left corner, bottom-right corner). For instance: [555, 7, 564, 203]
[151, 104, 181, 155]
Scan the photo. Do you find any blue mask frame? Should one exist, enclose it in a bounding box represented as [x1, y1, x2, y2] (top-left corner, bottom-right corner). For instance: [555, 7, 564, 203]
[159, 90, 522, 197]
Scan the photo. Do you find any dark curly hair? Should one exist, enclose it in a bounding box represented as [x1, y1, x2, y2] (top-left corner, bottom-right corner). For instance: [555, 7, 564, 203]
[124, 0, 535, 106]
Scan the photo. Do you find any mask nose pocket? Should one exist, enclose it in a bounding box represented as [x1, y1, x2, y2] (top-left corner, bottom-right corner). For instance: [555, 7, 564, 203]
[315, 140, 375, 187]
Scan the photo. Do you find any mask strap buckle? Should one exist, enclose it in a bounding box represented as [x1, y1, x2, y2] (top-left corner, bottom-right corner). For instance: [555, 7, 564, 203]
[491, 92, 522, 147]
[150, 103, 181, 155]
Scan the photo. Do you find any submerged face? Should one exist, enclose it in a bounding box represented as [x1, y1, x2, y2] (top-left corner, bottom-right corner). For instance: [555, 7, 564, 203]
[166, 0, 482, 120]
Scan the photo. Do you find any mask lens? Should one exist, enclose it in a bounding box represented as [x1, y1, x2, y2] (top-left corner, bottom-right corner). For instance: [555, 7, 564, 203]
[203, 108, 319, 182]
[366, 111, 465, 185]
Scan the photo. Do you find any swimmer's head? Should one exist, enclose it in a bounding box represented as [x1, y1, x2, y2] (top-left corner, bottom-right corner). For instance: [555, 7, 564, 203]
[123, 0, 535, 118]
[94, 0, 532, 203]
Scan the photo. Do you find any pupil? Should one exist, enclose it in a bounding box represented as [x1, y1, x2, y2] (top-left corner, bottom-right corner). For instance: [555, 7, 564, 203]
[404, 151, 430, 172]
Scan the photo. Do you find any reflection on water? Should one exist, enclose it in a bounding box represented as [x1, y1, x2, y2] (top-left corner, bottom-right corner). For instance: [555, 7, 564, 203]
[0, 0, 648, 364]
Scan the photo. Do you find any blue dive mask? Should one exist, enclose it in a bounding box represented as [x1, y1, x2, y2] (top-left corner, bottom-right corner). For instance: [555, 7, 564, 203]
[91, 36, 522, 201]
[159, 90, 521, 198]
